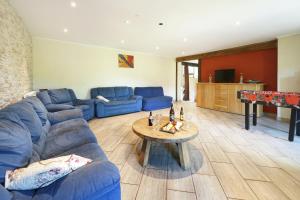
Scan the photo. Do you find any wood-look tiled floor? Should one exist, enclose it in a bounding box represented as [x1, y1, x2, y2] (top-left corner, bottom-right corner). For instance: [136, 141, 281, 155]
[89, 102, 300, 200]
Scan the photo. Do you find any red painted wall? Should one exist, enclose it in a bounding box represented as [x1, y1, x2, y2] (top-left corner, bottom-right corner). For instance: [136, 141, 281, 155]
[200, 48, 277, 113]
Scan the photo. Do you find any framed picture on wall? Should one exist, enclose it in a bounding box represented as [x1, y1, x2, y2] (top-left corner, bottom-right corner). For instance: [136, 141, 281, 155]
[118, 54, 134, 68]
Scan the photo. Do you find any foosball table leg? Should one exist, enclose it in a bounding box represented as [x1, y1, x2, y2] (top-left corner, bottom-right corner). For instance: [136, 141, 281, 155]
[253, 103, 257, 126]
[288, 108, 296, 142]
[296, 109, 300, 136]
[245, 102, 250, 130]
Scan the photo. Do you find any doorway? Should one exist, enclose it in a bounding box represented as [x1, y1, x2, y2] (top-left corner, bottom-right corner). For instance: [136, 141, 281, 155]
[177, 60, 200, 102]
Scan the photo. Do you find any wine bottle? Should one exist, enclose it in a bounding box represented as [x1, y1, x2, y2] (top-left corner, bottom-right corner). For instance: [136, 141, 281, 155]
[180, 107, 184, 121]
[148, 111, 153, 126]
[169, 104, 175, 122]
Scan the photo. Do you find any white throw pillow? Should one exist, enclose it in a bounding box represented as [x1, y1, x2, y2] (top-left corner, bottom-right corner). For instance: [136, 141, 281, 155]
[23, 91, 37, 98]
[96, 95, 110, 102]
[5, 154, 92, 190]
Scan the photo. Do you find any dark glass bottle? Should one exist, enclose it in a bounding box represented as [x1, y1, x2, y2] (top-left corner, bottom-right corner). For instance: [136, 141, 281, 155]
[180, 107, 184, 121]
[169, 104, 175, 122]
[148, 111, 153, 126]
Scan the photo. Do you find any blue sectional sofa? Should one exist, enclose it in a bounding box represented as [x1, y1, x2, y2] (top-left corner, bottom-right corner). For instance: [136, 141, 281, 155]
[37, 88, 95, 121]
[134, 87, 173, 111]
[0, 97, 120, 200]
[91, 87, 142, 118]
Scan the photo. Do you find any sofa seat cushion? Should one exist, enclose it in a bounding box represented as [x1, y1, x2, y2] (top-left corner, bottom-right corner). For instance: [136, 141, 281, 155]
[56, 143, 107, 161]
[3, 101, 43, 143]
[48, 118, 88, 137]
[0, 112, 32, 183]
[32, 161, 120, 200]
[75, 104, 90, 111]
[48, 89, 73, 104]
[42, 125, 97, 159]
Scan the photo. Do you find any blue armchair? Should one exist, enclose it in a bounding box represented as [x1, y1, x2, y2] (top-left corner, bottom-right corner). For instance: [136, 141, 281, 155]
[134, 87, 173, 111]
[91, 86, 142, 118]
[37, 88, 94, 121]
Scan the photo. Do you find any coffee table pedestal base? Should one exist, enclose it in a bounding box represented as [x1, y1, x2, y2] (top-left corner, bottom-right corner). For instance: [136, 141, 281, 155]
[139, 139, 190, 170]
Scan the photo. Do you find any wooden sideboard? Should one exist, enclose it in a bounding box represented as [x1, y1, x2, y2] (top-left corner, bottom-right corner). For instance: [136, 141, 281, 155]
[196, 83, 264, 116]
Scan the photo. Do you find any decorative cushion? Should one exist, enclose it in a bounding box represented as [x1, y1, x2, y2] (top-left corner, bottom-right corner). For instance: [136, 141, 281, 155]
[0, 112, 32, 183]
[5, 154, 92, 190]
[23, 91, 37, 98]
[96, 95, 110, 102]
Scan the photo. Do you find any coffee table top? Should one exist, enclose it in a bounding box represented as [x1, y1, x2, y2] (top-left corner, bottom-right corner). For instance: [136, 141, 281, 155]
[132, 116, 198, 143]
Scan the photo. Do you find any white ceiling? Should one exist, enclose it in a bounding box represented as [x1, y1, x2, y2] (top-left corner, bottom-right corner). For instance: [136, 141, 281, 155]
[9, 0, 300, 57]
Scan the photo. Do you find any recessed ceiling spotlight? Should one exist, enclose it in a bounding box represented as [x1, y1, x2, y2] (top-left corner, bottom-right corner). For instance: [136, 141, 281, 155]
[120, 40, 125, 44]
[70, 1, 76, 7]
[158, 22, 164, 26]
[125, 20, 131, 24]
[63, 28, 68, 33]
[155, 46, 160, 50]
[183, 38, 188, 42]
[235, 21, 241, 26]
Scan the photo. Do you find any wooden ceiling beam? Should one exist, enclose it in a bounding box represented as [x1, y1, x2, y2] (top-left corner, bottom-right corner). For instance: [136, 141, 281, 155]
[176, 40, 277, 62]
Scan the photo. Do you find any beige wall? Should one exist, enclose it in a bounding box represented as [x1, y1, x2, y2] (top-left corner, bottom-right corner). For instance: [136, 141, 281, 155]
[0, 0, 32, 108]
[33, 38, 176, 99]
[278, 34, 300, 119]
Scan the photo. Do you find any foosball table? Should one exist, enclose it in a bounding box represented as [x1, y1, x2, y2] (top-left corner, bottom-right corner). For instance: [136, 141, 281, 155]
[237, 90, 300, 142]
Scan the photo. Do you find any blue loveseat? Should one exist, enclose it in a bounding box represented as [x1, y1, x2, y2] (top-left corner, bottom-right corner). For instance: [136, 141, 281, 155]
[134, 87, 173, 111]
[91, 87, 142, 118]
[0, 97, 120, 200]
[37, 88, 94, 121]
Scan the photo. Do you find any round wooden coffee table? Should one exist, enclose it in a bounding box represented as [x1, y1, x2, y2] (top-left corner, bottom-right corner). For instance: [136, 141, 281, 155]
[132, 116, 198, 170]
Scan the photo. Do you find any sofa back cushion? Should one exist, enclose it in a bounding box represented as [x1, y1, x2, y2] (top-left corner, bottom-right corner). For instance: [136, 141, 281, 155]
[37, 91, 52, 105]
[24, 97, 48, 126]
[48, 89, 73, 104]
[134, 87, 164, 98]
[114, 87, 133, 100]
[0, 112, 32, 183]
[91, 87, 116, 100]
[3, 101, 43, 143]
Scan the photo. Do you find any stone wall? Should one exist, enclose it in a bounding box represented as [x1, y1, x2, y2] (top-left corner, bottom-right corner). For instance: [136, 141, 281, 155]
[0, 0, 32, 108]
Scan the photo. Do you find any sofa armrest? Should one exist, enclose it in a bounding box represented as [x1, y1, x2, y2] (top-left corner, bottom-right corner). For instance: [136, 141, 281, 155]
[74, 99, 94, 106]
[33, 161, 120, 200]
[46, 104, 75, 112]
[0, 185, 12, 200]
[94, 99, 111, 105]
[130, 95, 143, 101]
[48, 109, 83, 125]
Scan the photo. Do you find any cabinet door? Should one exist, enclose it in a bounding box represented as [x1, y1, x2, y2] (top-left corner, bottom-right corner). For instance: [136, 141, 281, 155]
[205, 84, 215, 109]
[228, 85, 242, 114]
[196, 84, 205, 107]
[214, 85, 228, 111]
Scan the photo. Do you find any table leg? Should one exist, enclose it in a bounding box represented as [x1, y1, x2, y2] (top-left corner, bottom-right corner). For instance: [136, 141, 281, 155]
[140, 139, 151, 166]
[253, 103, 257, 126]
[178, 142, 190, 170]
[245, 102, 250, 130]
[288, 108, 296, 142]
[296, 109, 300, 136]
